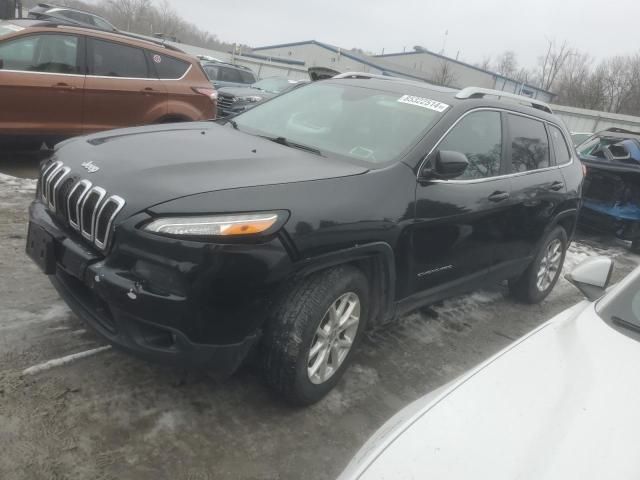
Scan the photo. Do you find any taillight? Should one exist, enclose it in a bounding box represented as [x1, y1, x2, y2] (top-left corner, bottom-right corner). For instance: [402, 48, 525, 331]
[193, 87, 218, 102]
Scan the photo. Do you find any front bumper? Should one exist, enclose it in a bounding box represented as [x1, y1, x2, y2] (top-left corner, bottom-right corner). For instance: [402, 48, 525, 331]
[28, 200, 290, 373]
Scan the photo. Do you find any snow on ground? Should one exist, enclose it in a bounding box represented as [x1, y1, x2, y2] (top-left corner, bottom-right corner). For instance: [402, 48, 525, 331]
[0, 173, 37, 209]
[0, 172, 36, 193]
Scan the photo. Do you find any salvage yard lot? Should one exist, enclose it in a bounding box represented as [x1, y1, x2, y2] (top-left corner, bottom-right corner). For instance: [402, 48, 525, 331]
[1, 169, 638, 480]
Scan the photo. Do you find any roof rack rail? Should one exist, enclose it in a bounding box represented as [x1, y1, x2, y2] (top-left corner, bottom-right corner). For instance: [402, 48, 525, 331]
[332, 71, 403, 81]
[455, 87, 554, 114]
[37, 19, 185, 53]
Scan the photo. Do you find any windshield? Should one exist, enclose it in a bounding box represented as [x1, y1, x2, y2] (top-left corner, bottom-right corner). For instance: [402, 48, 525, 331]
[251, 77, 299, 93]
[598, 267, 640, 334]
[0, 22, 23, 39]
[233, 82, 447, 164]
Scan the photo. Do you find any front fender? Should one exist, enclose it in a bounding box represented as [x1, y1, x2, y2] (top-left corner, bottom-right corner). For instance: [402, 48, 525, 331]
[293, 242, 397, 324]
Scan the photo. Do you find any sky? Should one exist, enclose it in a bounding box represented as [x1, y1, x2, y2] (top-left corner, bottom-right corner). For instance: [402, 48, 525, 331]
[168, 0, 639, 69]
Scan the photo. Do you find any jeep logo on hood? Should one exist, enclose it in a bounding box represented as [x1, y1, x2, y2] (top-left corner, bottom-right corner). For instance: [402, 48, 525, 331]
[81, 161, 100, 173]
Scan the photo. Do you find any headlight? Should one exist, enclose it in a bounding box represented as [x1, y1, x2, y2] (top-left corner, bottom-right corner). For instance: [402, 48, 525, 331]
[143, 212, 280, 237]
[238, 95, 263, 103]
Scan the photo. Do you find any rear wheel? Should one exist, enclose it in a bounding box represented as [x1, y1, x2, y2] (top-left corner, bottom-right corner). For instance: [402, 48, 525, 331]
[261, 265, 369, 405]
[509, 226, 567, 303]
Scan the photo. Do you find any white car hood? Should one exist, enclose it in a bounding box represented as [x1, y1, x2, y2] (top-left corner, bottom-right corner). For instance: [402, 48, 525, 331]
[345, 301, 640, 480]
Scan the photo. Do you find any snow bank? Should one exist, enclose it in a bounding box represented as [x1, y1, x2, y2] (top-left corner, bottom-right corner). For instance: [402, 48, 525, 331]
[0, 173, 37, 194]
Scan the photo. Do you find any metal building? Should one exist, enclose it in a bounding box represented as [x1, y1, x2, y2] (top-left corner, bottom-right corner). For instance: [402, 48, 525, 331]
[252, 40, 555, 102]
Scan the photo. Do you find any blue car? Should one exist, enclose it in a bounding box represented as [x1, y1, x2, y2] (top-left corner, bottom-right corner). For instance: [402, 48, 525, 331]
[578, 128, 640, 250]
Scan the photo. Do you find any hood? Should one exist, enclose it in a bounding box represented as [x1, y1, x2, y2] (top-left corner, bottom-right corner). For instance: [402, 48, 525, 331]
[346, 300, 640, 480]
[52, 122, 367, 219]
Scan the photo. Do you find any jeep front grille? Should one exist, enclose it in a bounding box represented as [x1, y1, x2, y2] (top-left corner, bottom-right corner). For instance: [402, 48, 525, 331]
[40, 161, 125, 252]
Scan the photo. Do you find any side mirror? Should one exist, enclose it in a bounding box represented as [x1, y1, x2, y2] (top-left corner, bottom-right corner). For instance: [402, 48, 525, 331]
[565, 256, 614, 301]
[422, 150, 469, 180]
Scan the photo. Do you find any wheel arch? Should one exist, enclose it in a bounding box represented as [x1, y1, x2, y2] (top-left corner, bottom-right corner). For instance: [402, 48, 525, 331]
[154, 114, 193, 124]
[549, 208, 579, 244]
[292, 242, 397, 325]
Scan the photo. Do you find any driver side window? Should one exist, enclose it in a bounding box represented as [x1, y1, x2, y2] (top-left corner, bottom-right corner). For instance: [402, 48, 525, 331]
[438, 111, 503, 180]
[0, 34, 79, 74]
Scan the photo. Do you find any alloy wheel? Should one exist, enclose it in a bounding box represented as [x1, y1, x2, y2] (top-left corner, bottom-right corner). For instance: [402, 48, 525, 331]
[307, 292, 360, 385]
[536, 238, 563, 292]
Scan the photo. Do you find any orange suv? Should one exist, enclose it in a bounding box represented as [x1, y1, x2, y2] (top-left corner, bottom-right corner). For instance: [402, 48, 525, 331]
[0, 19, 216, 146]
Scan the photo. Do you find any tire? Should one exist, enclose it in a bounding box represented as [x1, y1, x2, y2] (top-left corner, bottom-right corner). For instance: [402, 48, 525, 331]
[509, 226, 568, 304]
[261, 265, 369, 405]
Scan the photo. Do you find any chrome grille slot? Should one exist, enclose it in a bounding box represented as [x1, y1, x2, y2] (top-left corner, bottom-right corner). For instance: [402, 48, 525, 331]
[67, 180, 92, 230]
[41, 161, 62, 204]
[49, 167, 70, 212]
[80, 187, 106, 241]
[94, 196, 125, 250]
[56, 177, 76, 218]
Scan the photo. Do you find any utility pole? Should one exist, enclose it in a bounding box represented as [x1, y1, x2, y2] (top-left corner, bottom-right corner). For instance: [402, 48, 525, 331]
[0, 0, 16, 20]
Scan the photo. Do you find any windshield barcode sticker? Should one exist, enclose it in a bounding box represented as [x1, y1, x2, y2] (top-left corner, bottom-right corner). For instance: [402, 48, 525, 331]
[397, 95, 450, 112]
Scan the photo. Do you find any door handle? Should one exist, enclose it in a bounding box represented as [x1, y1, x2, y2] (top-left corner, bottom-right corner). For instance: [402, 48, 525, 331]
[140, 87, 155, 94]
[488, 191, 510, 202]
[548, 181, 565, 191]
[52, 82, 75, 91]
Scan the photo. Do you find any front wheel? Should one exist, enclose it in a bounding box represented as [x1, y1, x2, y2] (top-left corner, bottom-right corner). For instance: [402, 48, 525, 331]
[261, 265, 369, 405]
[509, 226, 568, 303]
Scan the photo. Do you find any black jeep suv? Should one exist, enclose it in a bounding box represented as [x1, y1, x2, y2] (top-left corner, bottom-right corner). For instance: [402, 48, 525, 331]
[27, 75, 582, 405]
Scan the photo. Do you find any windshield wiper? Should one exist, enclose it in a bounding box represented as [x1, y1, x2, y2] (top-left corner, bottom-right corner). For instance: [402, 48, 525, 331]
[258, 135, 324, 156]
[612, 315, 640, 334]
[228, 119, 239, 130]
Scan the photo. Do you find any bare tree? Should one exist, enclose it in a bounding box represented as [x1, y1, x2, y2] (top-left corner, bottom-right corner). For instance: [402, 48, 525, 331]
[430, 59, 457, 87]
[538, 39, 573, 91]
[494, 51, 518, 78]
[475, 55, 491, 71]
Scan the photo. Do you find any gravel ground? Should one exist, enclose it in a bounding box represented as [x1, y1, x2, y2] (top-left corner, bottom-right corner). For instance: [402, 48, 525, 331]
[1, 167, 638, 480]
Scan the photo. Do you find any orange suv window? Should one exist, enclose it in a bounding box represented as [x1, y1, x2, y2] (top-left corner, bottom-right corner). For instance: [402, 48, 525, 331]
[89, 39, 149, 78]
[153, 53, 190, 79]
[0, 34, 79, 74]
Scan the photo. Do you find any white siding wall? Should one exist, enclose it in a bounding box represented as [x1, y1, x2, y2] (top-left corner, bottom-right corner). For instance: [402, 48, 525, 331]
[168, 42, 309, 80]
[550, 104, 640, 133]
[256, 44, 387, 75]
[379, 53, 494, 88]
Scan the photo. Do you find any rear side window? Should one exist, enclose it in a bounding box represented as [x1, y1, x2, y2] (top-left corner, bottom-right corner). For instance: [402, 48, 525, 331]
[238, 70, 256, 84]
[203, 64, 218, 80]
[548, 125, 572, 165]
[0, 33, 79, 74]
[152, 53, 189, 79]
[89, 39, 148, 78]
[438, 111, 503, 180]
[219, 66, 242, 83]
[508, 114, 550, 172]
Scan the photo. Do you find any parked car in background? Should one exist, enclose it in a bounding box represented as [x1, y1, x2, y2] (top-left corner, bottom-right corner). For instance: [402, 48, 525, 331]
[27, 2, 117, 31]
[570, 131, 592, 147]
[216, 76, 308, 117]
[577, 128, 640, 251]
[27, 77, 581, 405]
[200, 60, 257, 89]
[0, 18, 216, 147]
[338, 256, 640, 480]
